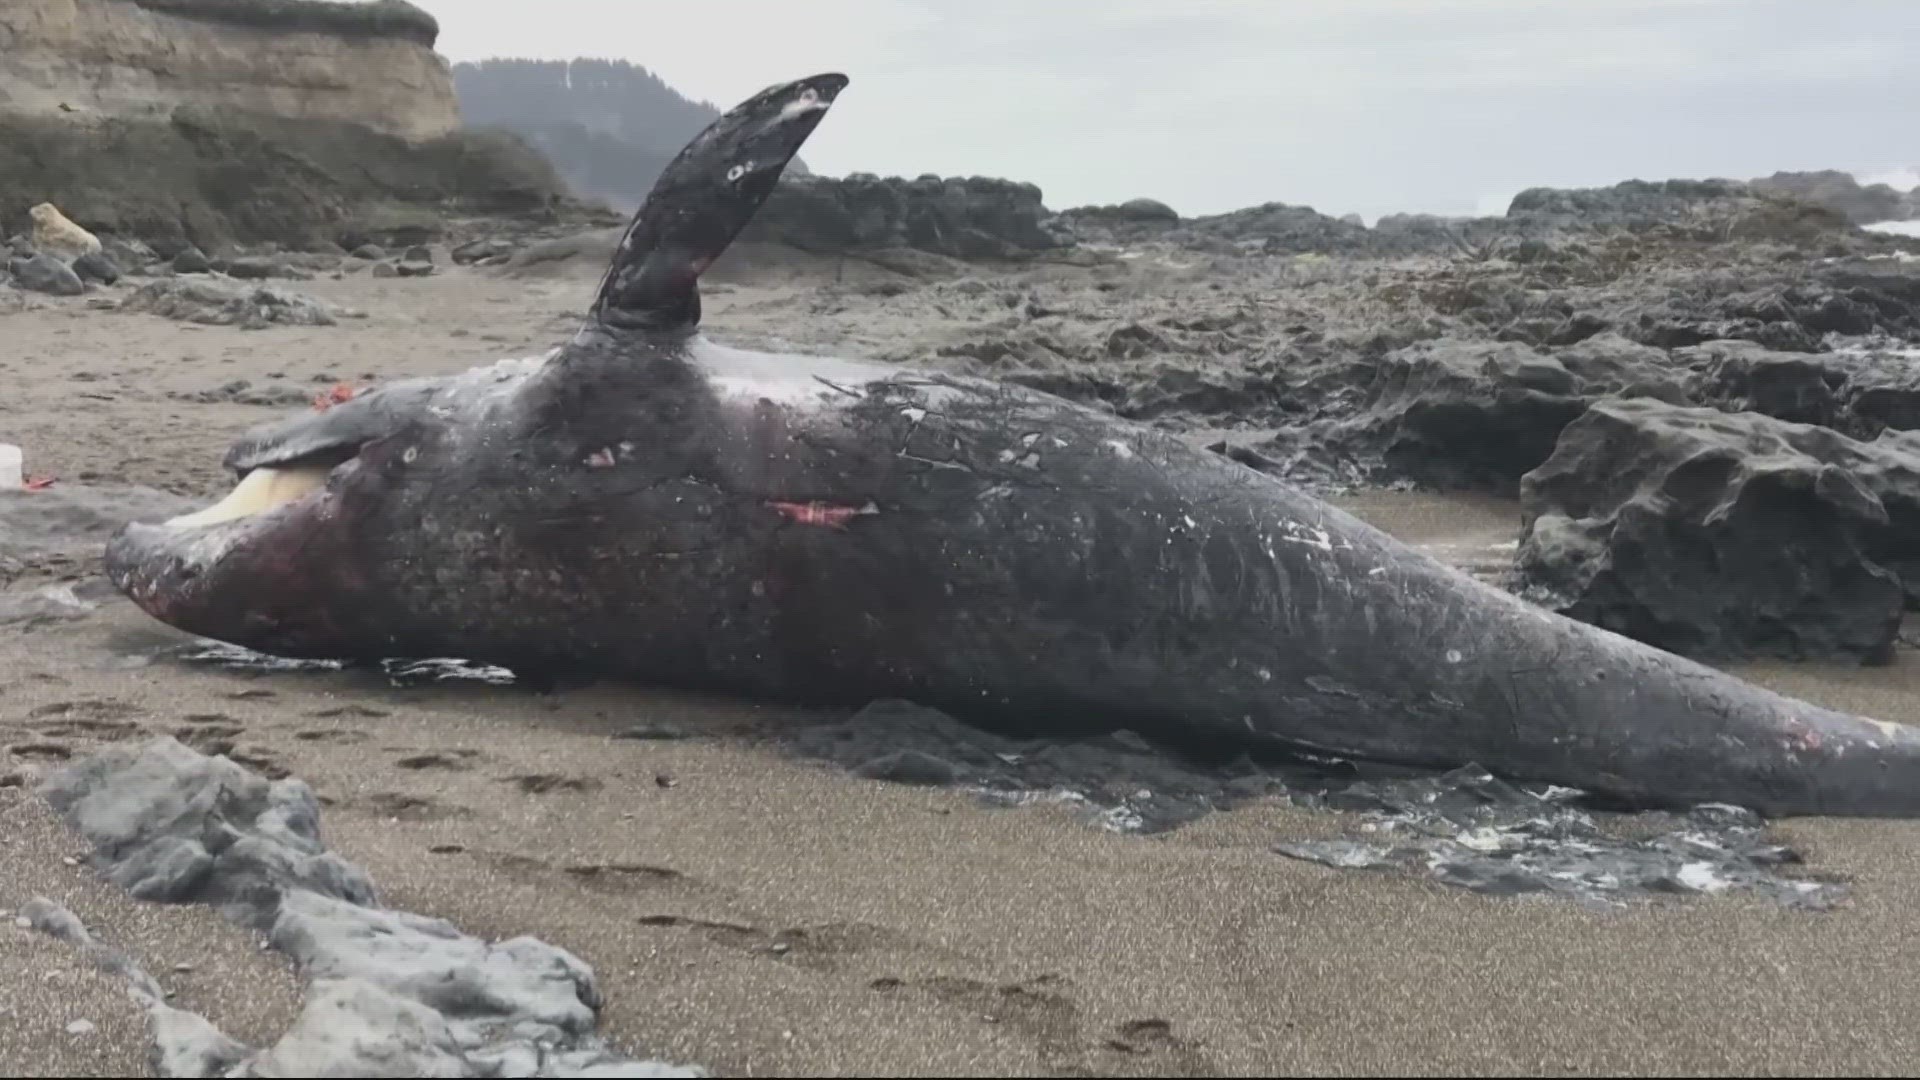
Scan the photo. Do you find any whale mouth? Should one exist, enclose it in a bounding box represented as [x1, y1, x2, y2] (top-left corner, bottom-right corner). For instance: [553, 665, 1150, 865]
[163, 465, 333, 529]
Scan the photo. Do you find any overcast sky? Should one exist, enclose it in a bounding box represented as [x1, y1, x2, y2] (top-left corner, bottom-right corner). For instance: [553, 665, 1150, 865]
[417, 0, 1920, 221]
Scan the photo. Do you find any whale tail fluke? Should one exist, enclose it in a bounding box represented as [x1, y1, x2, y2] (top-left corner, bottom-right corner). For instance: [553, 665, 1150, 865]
[588, 73, 849, 333]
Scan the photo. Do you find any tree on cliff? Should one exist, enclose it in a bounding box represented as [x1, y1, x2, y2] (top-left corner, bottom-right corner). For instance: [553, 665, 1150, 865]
[451, 58, 808, 211]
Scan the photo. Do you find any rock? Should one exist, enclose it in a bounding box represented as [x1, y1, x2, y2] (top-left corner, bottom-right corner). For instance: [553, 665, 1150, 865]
[36, 737, 707, 1077]
[1265, 337, 1677, 493]
[371, 261, 399, 279]
[1843, 347, 1920, 435]
[748, 172, 1064, 259]
[28, 203, 102, 261]
[70, 251, 121, 285]
[394, 258, 435, 278]
[1680, 340, 1842, 426]
[450, 237, 515, 265]
[9, 253, 84, 296]
[1185, 201, 1374, 254]
[402, 244, 433, 263]
[224, 256, 283, 280]
[1506, 178, 1854, 243]
[120, 278, 355, 329]
[1748, 170, 1907, 226]
[1517, 397, 1920, 662]
[172, 246, 211, 274]
[351, 243, 386, 260]
[101, 237, 155, 272]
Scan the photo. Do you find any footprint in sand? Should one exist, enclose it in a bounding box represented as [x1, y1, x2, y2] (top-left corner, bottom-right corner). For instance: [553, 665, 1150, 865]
[293, 728, 369, 745]
[171, 724, 246, 755]
[503, 772, 603, 794]
[393, 750, 479, 771]
[29, 698, 141, 722]
[7, 741, 74, 761]
[35, 717, 145, 741]
[307, 704, 391, 719]
[360, 792, 472, 822]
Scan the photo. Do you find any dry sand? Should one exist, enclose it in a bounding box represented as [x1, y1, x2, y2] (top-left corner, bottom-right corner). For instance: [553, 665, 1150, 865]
[4, 253, 1920, 1077]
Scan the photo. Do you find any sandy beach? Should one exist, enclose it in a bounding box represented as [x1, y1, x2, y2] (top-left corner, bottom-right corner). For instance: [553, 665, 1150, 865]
[6, 252, 1920, 1077]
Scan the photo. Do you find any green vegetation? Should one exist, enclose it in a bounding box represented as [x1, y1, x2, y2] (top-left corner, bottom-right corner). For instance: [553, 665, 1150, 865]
[122, 0, 439, 47]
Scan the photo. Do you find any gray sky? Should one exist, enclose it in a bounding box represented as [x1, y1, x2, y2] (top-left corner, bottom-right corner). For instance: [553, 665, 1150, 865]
[418, 0, 1920, 221]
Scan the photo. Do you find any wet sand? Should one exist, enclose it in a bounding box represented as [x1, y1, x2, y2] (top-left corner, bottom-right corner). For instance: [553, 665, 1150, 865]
[4, 253, 1920, 1077]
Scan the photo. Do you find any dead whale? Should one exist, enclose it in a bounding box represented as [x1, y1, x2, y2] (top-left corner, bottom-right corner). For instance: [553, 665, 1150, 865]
[104, 72, 1920, 818]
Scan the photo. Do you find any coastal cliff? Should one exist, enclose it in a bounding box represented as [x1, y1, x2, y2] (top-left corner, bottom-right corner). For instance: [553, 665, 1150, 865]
[0, 0, 573, 249]
[0, 0, 458, 141]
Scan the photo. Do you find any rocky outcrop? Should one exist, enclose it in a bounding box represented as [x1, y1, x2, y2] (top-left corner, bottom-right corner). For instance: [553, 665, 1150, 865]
[0, 0, 575, 248]
[1748, 170, 1909, 225]
[748, 173, 1064, 260]
[0, 0, 457, 140]
[1517, 398, 1920, 662]
[1251, 335, 1682, 492]
[1503, 179, 1856, 242]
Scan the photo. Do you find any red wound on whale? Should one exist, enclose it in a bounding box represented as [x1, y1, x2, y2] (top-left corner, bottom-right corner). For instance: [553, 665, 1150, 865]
[311, 383, 362, 412]
[767, 500, 869, 530]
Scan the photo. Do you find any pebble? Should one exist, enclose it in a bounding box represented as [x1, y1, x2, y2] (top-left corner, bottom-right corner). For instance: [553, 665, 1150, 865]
[13, 916, 29, 929]
[65, 1019, 95, 1036]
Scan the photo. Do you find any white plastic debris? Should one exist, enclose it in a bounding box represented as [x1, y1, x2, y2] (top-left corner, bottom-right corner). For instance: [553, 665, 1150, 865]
[0, 444, 21, 490]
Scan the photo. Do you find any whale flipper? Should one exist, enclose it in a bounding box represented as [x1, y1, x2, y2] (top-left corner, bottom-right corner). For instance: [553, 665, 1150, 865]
[588, 72, 848, 332]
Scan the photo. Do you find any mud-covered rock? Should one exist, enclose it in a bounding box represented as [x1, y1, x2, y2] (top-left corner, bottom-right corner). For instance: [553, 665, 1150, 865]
[1517, 397, 1920, 661]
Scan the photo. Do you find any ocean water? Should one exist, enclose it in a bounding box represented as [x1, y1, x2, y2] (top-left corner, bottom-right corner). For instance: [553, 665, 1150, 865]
[1865, 219, 1920, 238]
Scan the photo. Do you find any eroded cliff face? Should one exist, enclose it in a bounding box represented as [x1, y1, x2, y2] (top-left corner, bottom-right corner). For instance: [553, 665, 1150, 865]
[0, 0, 459, 142]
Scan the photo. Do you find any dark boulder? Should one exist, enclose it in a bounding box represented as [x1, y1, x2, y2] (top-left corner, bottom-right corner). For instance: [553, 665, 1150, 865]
[71, 250, 122, 285]
[1517, 397, 1920, 663]
[1679, 340, 1843, 426]
[749, 172, 1064, 259]
[1264, 336, 1679, 493]
[172, 246, 212, 274]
